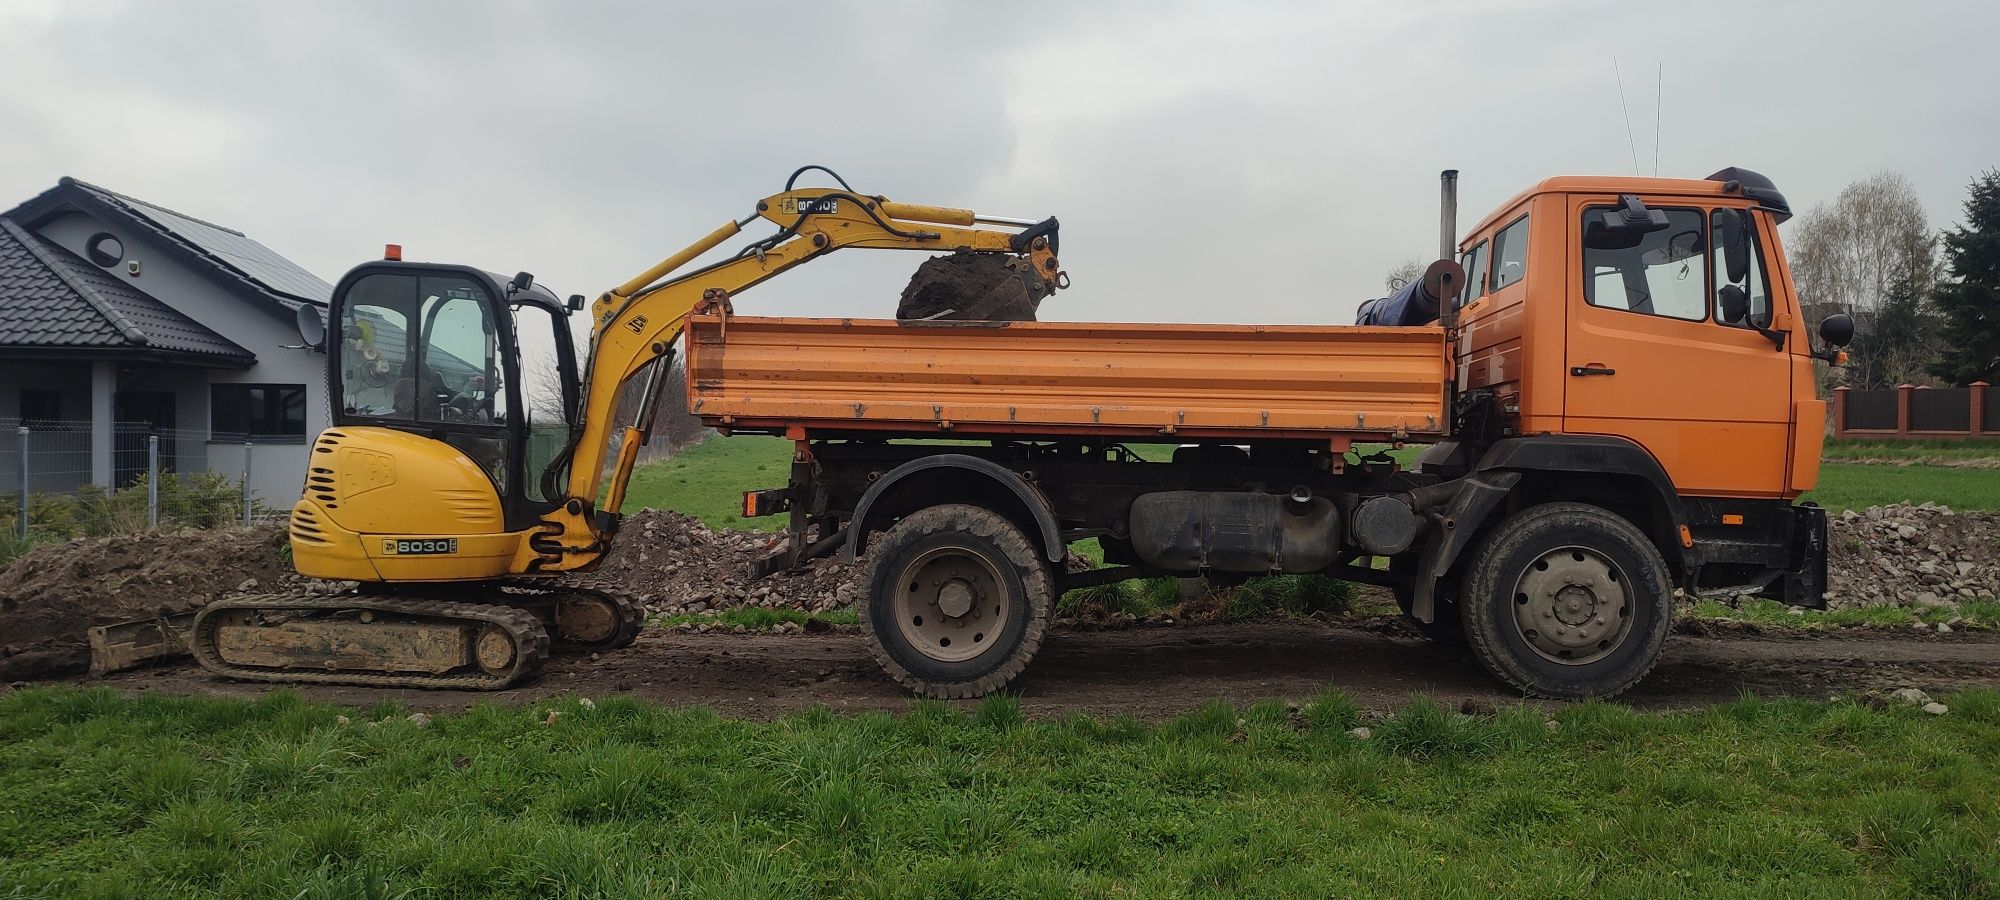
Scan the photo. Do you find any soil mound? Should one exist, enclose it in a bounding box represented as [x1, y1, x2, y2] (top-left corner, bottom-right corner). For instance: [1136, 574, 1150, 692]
[896, 252, 1049, 321]
[0, 525, 293, 679]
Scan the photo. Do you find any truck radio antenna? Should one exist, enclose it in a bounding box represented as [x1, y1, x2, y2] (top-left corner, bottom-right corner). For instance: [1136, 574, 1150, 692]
[1614, 56, 1642, 176]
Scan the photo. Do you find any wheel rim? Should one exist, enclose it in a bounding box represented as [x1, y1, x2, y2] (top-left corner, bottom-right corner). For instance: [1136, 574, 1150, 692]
[892, 545, 1009, 664]
[1509, 544, 1634, 665]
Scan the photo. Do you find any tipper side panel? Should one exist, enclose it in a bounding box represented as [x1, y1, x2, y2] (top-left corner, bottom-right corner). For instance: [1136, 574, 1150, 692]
[685, 316, 1448, 439]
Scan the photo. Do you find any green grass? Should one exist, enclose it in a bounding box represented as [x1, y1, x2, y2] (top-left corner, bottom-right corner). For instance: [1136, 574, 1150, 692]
[1825, 437, 2000, 464]
[3, 686, 1997, 897]
[621, 435, 795, 531]
[1805, 463, 2000, 513]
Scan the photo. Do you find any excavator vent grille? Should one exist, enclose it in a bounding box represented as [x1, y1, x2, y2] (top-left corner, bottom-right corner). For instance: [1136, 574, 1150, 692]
[290, 506, 330, 545]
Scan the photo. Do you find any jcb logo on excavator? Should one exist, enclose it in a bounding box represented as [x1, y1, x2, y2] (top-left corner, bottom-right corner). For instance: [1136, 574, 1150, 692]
[626, 315, 648, 335]
[383, 539, 458, 555]
[780, 196, 838, 216]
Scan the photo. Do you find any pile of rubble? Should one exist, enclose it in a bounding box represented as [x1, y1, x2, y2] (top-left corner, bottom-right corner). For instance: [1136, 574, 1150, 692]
[591, 509, 856, 616]
[1827, 502, 1999, 611]
[0, 524, 297, 679]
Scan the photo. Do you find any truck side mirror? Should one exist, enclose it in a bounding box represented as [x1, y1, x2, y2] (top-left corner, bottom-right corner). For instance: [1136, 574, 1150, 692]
[1713, 208, 1750, 284]
[1818, 313, 1854, 348]
[1718, 285, 1748, 325]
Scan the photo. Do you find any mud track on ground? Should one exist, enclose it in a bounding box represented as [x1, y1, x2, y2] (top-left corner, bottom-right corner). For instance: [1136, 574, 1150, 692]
[70, 620, 2000, 720]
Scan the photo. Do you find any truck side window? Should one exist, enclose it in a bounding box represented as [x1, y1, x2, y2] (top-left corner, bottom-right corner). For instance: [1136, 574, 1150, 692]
[1711, 209, 1773, 330]
[1581, 206, 1707, 321]
[1488, 216, 1530, 291]
[1459, 240, 1488, 305]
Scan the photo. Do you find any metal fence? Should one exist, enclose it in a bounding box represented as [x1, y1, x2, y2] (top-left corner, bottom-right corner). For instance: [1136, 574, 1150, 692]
[1842, 389, 1899, 431]
[1909, 387, 1972, 432]
[2, 418, 274, 544]
[1833, 384, 1999, 439]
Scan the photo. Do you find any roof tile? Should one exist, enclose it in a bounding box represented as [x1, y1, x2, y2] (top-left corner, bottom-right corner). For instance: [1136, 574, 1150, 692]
[0, 217, 256, 363]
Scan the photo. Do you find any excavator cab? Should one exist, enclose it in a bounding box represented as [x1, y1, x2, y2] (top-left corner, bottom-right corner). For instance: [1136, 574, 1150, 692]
[187, 259, 634, 690]
[320, 260, 580, 535]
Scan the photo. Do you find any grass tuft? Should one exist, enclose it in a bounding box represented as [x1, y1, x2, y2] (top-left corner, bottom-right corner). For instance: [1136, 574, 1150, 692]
[1374, 697, 1498, 760]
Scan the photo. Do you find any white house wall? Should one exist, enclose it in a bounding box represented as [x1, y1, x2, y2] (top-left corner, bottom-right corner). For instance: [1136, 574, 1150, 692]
[34, 211, 329, 507]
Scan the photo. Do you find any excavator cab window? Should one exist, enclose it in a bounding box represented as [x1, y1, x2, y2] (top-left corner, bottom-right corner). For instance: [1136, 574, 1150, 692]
[333, 270, 514, 495]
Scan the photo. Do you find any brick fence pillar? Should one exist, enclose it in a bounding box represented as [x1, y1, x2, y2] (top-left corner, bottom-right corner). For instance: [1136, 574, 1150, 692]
[1896, 384, 1914, 436]
[1832, 386, 1849, 436]
[1973, 382, 1990, 436]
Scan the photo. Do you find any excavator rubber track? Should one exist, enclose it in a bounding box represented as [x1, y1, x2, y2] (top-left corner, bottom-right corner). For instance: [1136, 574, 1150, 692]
[494, 575, 645, 653]
[190, 594, 552, 690]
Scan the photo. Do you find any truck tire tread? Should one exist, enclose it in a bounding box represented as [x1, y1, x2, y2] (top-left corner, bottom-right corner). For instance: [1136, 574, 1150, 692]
[855, 503, 1052, 699]
[1461, 501, 1673, 700]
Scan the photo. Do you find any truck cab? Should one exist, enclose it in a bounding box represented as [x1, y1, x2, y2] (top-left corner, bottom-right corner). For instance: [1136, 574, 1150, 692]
[1450, 168, 1837, 603]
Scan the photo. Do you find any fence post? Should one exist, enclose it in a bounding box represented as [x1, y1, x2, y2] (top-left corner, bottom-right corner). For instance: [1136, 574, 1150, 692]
[1831, 386, 1850, 437]
[15, 426, 26, 541]
[1896, 384, 1914, 436]
[1972, 382, 1990, 437]
[242, 441, 253, 527]
[147, 434, 160, 529]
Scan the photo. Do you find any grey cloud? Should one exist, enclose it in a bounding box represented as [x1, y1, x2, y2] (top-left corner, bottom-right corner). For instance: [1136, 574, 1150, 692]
[2, 0, 1994, 329]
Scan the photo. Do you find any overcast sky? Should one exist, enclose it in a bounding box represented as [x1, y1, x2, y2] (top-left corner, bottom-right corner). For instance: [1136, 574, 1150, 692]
[3, 0, 1995, 329]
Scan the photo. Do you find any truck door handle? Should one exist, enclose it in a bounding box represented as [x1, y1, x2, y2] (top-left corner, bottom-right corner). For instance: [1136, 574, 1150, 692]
[1570, 366, 1616, 377]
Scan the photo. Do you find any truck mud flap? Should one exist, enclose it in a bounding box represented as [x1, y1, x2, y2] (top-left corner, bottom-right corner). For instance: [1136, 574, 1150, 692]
[1779, 503, 1829, 609]
[1411, 471, 1521, 622]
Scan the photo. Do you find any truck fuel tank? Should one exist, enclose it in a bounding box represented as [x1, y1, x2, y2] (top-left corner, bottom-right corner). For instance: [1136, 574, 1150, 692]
[1128, 490, 1340, 575]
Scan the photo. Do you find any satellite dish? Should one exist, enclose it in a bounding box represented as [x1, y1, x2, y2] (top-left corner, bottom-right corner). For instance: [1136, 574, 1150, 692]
[296, 304, 327, 351]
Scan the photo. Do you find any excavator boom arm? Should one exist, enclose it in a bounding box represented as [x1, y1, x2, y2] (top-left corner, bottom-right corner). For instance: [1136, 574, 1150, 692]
[526, 181, 1063, 568]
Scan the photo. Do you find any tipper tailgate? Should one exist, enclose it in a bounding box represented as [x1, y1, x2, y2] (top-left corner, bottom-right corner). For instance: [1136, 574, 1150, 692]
[685, 315, 1448, 440]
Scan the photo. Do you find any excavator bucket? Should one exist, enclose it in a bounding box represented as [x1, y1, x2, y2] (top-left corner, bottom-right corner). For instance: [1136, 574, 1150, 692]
[896, 252, 1051, 322]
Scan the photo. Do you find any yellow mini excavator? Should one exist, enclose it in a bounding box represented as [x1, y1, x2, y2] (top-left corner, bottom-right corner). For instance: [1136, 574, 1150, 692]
[190, 167, 1064, 689]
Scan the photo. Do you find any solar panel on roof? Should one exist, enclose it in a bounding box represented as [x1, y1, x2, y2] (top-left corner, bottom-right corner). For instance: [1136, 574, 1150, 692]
[121, 199, 333, 304]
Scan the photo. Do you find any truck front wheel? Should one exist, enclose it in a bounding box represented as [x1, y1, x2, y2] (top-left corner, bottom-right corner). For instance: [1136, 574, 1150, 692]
[1461, 502, 1672, 700]
[856, 504, 1053, 699]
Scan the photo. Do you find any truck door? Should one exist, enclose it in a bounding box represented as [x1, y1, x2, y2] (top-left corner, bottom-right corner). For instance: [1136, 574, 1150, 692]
[1562, 196, 1792, 497]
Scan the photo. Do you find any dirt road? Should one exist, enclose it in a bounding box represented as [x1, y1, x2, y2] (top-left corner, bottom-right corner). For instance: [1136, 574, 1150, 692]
[74, 619, 2000, 720]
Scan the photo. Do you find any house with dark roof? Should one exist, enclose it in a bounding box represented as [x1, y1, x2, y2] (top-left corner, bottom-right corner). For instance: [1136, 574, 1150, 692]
[1, 177, 330, 504]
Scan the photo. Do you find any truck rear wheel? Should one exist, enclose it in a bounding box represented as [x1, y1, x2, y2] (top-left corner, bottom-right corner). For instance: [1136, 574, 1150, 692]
[1461, 502, 1672, 700]
[857, 504, 1052, 699]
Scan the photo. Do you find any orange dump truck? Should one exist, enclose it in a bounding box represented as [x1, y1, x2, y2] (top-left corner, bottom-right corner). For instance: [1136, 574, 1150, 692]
[702, 168, 1854, 700]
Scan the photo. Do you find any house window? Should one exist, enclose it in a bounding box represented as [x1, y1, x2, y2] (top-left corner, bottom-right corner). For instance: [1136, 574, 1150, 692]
[85, 232, 124, 267]
[211, 383, 307, 441]
[19, 389, 61, 426]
